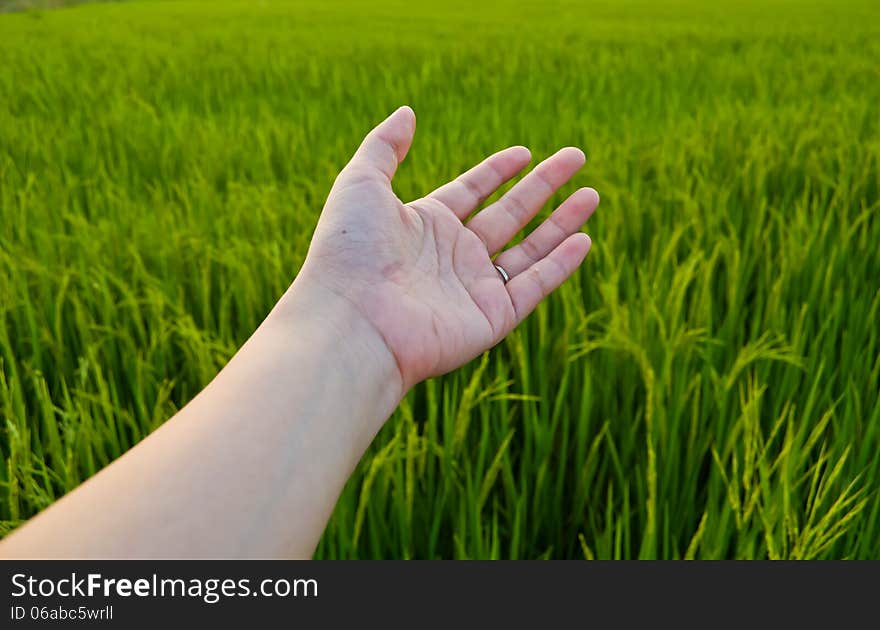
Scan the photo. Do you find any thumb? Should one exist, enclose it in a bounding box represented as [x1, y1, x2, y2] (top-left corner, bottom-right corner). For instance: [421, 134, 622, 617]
[347, 106, 416, 181]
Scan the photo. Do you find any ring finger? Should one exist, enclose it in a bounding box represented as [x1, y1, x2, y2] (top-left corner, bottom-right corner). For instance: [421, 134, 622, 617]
[494, 187, 599, 278]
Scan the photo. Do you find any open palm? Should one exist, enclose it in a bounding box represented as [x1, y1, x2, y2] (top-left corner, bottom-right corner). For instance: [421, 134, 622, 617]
[299, 107, 599, 389]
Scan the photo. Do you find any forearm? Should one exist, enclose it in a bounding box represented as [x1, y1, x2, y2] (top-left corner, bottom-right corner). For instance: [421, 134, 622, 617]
[0, 281, 404, 559]
[0, 106, 597, 559]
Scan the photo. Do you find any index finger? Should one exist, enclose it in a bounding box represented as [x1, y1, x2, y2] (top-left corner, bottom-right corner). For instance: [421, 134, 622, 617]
[424, 146, 532, 220]
[467, 147, 585, 254]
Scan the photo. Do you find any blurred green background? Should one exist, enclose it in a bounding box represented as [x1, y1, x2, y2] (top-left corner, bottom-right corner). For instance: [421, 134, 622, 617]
[1, 0, 878, 558]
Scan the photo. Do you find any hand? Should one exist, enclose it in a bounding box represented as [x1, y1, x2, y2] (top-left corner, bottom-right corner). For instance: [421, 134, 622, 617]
[0, 106, 600, 559]
[296, 106, 599, 390]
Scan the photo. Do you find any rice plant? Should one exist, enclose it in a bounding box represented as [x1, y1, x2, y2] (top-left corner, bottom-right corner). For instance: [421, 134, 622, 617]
[0, 0, 878, 558]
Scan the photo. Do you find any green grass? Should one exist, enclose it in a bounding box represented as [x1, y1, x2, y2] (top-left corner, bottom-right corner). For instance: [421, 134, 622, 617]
[1, 0, 878, 558]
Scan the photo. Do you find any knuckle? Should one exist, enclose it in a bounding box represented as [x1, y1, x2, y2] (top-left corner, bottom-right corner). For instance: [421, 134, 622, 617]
[459, 176, 485, 203]
[519, 237, 542, 264]
[533, 167, 556, 196]
[503, 194, 530, 222]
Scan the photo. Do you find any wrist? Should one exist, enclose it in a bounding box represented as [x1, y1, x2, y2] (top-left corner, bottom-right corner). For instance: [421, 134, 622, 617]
[265, 275, 407, 416]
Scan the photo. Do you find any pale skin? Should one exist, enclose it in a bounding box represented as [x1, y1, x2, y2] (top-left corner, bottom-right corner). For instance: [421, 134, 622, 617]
[0, 107, 599, 559]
